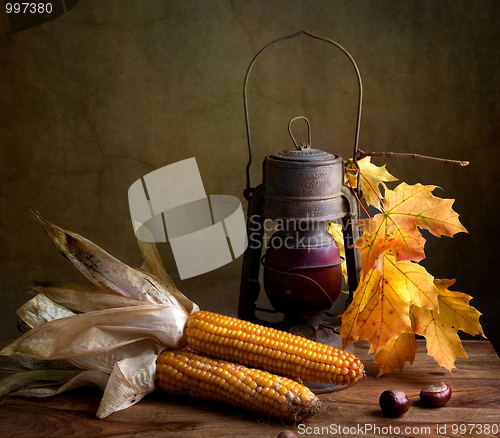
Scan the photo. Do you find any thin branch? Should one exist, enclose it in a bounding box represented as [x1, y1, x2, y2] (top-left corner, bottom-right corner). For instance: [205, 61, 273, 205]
[346, 177, 371, 219]
[357, 149, 469, 167]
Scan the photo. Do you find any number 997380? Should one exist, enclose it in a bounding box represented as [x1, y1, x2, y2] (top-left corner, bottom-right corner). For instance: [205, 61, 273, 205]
[5, 3, 53, 14]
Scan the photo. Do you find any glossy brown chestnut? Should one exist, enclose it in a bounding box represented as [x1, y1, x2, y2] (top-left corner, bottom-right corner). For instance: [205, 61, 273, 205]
[379, 389, 410, 417]
[420, 382, 452, 407]
[277, 431, 296, 438]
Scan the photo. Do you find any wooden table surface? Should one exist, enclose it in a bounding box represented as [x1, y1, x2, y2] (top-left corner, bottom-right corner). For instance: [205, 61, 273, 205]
[1, 340, 499, 438]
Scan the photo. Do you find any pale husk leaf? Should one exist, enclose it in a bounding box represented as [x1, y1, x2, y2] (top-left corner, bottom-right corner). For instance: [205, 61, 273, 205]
[0, 369, 82, 402]
[96, 346, 161, 418]
[1, 304, 190, 359]
[2, 214, 202, 417]
[34, 211, 197, 313]
[16, 293, 75, 328]
[12, 294, 164, 375]
[136, 226, 176, 288]
[6, 370, 109, 399]
[0, 352, 79, 373]
[67, 339, 160, 374]
[29, 281, 153, 312]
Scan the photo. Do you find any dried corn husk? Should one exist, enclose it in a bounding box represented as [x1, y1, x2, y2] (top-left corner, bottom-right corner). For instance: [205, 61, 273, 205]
[14, 294, 163, 375]
[17, 293, 75, 328]
[1, 370, 108, 401]
[136, 225, 176, 288]
[2, 304, 190, 359]
[0, 369, 82, 402]
[33, 211, 197, 313]
[96, 346, 161, 418]
[0, 351, 78, 373]
[0, 214, 201, 418]
[29, 281, 154, 312]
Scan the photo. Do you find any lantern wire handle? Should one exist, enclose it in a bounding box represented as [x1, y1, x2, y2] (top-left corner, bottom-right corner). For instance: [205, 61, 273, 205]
[243, 30, 363, 199]
[288, 116, 311, 150]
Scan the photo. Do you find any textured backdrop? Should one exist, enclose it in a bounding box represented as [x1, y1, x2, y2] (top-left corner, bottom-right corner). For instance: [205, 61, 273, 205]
[1, 1, 499, 356]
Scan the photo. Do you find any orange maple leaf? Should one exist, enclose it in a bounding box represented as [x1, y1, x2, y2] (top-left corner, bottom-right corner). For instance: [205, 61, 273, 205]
[410, 304, 468, 372]
[383, 254, 439, 312]
[338, 268, 381, 350]
[434, 278, 485, 338]
[347, 254, 438, 355]
[353, 267, 413, 355]
[345, 157, 398, 208]
[354, 183, 468, 273]
[374, 332, 418, 377]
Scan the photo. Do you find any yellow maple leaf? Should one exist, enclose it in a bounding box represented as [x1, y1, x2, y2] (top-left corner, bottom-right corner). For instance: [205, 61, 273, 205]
[383, 254, 439, 312]
[326, 222, 347, 284]
[409, 278, 484, 373]
[346, 157, 398, 208]
[410, 304, 468, 372]
[340, 253, 438, 356]
[374, 332, 418, 377]
[354, 183, 468, 273]
[354, 270, 413, 355]
[434, 279, 485, 338]
[338, 268, 381, 350]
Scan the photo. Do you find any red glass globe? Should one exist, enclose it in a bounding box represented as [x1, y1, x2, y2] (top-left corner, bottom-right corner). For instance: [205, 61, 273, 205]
[263, 237, 342, 315]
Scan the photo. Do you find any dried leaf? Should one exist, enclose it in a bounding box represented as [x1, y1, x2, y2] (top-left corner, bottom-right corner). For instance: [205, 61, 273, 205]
[346, 157, 398, 208]
[410, 304, 468, 372]
[67, 340, 160, 374]
[6, 370, 109, 399]
[30, 281, 153, 313]
[354, 183, 468, 273]
[17, 294, 75, 328]
[96, 347, 160, 418]
[354, 272, 413, 355]
[1, 214, 203, 419]
[434, 279, 485, 338]
[0, 370, 83, 403]
[10, 293, 168, 376]
[354, 212, 425, 275]
[338, 268, 381, 350]
[136, 226, 177, 288]
[383, 254, 439, 312]
[374, 333, 418, 377]
[1, 305, 190, 360]
[327, 222, 347, 284]
[33, 211, 197, 313]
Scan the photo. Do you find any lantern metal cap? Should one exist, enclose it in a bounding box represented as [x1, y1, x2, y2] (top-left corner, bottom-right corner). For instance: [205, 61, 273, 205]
[268, 116, 341, 163]
[269, 147, 340, 163]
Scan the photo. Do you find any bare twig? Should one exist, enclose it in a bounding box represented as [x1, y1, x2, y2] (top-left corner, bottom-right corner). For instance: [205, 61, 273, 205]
[357, 149, 469, 167]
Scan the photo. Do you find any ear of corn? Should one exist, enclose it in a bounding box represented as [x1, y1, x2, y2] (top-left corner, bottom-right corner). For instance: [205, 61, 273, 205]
[186, 310, 364, 386]
[156, 349, 321, 421]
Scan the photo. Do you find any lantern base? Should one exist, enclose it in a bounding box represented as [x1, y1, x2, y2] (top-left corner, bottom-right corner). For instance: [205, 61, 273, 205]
[287, 317, 357, 394]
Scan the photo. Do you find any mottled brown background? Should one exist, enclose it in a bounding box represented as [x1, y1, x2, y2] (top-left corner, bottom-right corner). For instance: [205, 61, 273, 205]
[1, 1, 499, 358]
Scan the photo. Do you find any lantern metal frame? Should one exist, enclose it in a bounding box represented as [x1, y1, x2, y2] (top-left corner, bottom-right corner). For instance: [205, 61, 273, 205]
[238, 30, 364, 328]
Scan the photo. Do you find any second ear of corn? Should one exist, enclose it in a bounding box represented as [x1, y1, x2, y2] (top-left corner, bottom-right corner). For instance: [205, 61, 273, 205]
[156, 349, 321, 421]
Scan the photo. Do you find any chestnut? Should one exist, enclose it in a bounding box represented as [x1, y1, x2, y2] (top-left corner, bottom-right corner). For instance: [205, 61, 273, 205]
[420, 382, 452, 407]
[277, 431, 296, 438]
[379, 389, 410, 417]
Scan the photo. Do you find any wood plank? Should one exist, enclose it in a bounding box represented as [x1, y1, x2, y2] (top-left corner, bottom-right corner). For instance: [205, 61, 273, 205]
[0, 340, 498, 438]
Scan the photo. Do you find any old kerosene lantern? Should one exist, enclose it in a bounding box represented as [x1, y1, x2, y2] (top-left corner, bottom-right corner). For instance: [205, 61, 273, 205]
[238, 32, 364, 375]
